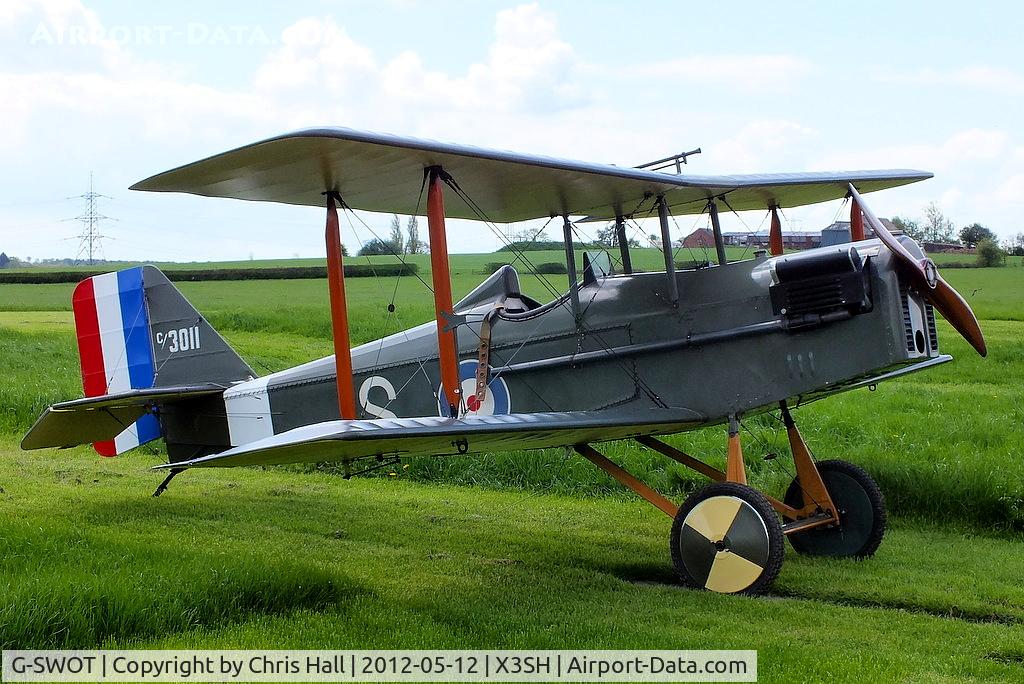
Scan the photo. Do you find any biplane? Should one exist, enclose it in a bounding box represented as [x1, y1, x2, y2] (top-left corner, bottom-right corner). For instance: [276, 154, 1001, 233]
[22, 128, 987, 594]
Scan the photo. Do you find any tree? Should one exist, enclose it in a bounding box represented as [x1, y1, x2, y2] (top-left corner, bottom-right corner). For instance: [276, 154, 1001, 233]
[976, 238, 1006, 267]
[0, 252, 9, 268]
[891, 215, 926, 241]
[510, 227, 550, 244]
[959, 223, 996, 248]
[594, 223, 642, 249]
[388, 214, 405, 254]
[595, 223, 617, 248]
[358, 238, 399, 256]
[922, 202, 957, 243]
[1004, 232, 1024, 257]
[406, 215, 423, 254]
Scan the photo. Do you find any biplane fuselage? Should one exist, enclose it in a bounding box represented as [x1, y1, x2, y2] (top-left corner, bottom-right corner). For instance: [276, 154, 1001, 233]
[159, 237, 943, 463]
[22, 126, 988, 594]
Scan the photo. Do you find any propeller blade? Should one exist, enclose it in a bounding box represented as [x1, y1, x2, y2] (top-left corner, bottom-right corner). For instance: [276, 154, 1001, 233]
[929, 274, 987, 357]
[847, 184, 987, 357]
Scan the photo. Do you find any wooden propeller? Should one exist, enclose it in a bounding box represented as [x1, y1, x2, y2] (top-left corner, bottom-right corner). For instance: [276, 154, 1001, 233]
[847, 184, 986, 357]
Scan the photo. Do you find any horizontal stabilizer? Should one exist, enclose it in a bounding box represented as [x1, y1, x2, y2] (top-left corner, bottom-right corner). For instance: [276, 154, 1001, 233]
[156, 408, 705, 470]
[21, 385, 225, 451]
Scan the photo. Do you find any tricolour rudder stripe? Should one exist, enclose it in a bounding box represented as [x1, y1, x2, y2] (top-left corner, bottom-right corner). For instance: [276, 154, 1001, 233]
[71, 267, 161, 456]
[117, 267, 156, 390]
[72, 277, 107, 398]
[72, 277, 115, 455]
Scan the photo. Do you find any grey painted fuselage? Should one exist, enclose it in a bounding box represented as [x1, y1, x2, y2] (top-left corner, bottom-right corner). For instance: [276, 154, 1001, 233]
[163, 237, 940, 461]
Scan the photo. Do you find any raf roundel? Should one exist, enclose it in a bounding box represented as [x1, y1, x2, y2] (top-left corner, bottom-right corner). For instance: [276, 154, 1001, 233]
[438, 360, 511, 417]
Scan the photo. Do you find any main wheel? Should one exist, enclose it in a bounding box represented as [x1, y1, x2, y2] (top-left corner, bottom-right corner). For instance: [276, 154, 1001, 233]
[670, 482, 784, 594]
[783, 459, 886, 558]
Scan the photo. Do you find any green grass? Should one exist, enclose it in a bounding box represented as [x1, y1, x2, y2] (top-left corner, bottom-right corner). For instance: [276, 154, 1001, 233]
[1, 263, 1022, 527]
[0, 246, 755, 274]
[1, 254, 1022, 681]
[2, 440, 1024, 682]
[3, 313, 1021, 531]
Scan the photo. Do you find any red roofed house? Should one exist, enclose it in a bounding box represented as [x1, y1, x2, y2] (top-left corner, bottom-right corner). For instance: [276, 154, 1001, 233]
[680, 228, 716, 249]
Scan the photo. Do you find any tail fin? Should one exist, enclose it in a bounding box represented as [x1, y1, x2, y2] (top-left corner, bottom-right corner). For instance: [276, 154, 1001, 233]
[72, 266, 253, 456]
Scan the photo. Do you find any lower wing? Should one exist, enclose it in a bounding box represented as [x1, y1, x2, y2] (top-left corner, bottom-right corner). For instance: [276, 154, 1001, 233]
[157, 408, 705, 470]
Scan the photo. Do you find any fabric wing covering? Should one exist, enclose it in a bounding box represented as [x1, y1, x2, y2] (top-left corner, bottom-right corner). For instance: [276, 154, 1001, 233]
[132, 127, 932, 222]
[157, 409, 703, 470]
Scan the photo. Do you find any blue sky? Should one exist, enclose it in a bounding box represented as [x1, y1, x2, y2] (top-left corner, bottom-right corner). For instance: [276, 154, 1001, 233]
[1, 0, 1021, 261]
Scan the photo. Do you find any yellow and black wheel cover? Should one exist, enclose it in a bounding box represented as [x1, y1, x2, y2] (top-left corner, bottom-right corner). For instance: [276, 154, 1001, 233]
[678, 495, 771, 593]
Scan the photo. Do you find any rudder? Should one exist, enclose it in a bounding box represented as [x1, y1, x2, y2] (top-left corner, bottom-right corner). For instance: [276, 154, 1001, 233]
[72, 266, 253, 456]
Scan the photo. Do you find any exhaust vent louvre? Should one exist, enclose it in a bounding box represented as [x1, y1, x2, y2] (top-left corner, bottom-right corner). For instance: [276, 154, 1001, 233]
[925, 303, 939, 351]
[899, 284, 915, 352]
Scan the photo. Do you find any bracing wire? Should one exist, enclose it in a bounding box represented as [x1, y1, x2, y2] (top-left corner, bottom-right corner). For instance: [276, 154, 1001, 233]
[440, 173, 670, 408]
[716, 196, 770, 261]
[738, 411, 827, 512]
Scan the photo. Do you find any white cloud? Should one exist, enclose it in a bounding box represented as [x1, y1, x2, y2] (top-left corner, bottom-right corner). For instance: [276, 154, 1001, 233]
[626, 54, 814, 91]
[254, 3, 581, 116]
[993, 174, 1024, 205]
[4, 2, 1018, 259]
[814, 128, 1010, 172]
[0, 0, 34, 27]
[253, 18, 377, 93]
[810, 128, 1023, 237]
[710, 120, 819, 172]
[880, 65, 1024, 95]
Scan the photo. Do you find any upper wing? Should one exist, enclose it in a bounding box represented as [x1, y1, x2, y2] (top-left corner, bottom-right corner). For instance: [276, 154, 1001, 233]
[156, 408, 704, 470]
[131, 127, 931, 222]
[662, 170, 933, 216]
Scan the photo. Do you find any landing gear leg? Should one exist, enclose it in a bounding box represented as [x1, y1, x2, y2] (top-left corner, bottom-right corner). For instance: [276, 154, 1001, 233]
[780, 401, 887, 557]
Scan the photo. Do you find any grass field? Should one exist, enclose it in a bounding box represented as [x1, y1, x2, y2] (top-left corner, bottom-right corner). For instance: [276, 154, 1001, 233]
[1, 254, 1022, 682]
[6, 246, 1022, 273]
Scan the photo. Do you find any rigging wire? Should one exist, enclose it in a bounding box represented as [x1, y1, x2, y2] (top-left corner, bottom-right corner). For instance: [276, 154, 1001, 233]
[669, 204, 710, 267]
[369, 180, 429, 394]
[738, 411, 827, 512]
[340, 201, 435, 294]
[716, 196, 770, 261]
[440, 173, 670, 409]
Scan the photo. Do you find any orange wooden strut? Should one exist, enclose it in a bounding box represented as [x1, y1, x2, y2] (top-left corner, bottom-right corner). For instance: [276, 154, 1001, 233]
[426, 167, 461, 416]
[724, 415, 747, 484]
[768, 205, 783, 256]
[850, 198, 865, 241]
[325, 192, 357, 420]
[575, 444, 678, 518]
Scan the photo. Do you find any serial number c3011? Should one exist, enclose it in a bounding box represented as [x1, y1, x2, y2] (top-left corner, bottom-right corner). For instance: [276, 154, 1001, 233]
[156, 325, 201, 353]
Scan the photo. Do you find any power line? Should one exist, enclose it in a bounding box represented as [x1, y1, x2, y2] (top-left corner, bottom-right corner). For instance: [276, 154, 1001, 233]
[68, 173, 114, 265]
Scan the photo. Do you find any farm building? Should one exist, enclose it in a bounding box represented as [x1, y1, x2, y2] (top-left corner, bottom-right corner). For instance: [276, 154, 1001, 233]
[820, 218, 901, 246]
[922, 241, 971, 253]
[680, 227, 716, 249]
[738, 230, 822, 250]
[685, 228, 823, 250]
[704, 217, 907, 251]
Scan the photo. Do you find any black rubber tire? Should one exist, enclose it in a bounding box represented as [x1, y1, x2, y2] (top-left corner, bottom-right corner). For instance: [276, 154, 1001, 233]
[670, 482, 785, 595]
[783, 459, 886, 558]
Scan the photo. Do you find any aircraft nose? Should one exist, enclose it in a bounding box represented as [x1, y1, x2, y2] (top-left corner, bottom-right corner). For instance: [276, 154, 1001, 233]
[847, 184, 986, 357]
